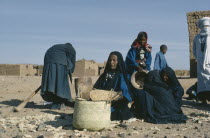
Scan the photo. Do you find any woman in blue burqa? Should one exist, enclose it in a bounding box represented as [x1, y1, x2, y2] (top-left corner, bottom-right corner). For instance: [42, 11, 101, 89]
[133, 70, 187, 124]
[93, 51, 133, 121]
[41, 43, 76, 110]
[161, 67, 184, 107]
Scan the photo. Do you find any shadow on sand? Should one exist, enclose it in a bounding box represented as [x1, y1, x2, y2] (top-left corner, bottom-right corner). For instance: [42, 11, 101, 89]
[182, 98, 210, 112]
[0, 99, 51, 109]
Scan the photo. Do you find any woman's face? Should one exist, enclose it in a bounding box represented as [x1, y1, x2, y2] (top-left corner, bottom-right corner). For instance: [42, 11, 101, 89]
[109, 54, 118, 70]
[162, 72, 169, 82]
[138, 36, 147, 46]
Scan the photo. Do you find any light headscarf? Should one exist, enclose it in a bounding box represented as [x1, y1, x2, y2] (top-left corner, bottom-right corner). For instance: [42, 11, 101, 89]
[197, 17, 210, 69]
[197, 17, 210, 36]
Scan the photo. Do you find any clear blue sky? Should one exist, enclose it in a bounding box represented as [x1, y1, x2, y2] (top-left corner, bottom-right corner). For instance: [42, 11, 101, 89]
[1, 0, 209, 69]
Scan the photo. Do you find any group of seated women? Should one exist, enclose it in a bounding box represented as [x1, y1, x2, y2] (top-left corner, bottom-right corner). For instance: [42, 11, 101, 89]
[93, 32, 187, 123]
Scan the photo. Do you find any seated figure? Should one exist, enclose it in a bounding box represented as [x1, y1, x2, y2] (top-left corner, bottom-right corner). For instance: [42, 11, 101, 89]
[93, 51, 133, 121]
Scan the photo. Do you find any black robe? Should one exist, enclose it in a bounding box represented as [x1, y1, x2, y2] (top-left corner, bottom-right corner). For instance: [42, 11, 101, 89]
[133, 70, 187, 124]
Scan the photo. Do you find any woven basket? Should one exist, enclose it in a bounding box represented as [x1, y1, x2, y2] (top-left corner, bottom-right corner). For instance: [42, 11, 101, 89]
[73, 98, 111, 131]
[131, 71, 147, 90]
[90, 89, 122, 101]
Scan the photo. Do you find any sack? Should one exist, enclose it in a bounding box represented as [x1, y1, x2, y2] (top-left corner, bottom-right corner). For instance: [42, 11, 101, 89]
[90, 89, 122, 101]
[73, 98, 111, 131]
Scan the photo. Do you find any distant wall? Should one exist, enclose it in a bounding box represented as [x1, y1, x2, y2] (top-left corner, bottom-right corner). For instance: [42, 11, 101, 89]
[187, 10, 210, 78]
[0, 60, 105, 77]
[72, 60, 86, 77]
[72, 59, 104, 77]
[0, 64, 20, 76]
[20, 64, 37, 76]
[0, 64, 42, 76]
[84, 60, 98, 76]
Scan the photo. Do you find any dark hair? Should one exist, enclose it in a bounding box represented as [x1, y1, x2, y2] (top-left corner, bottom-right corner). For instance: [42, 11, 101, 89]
[137, 32, 148, 40]
[160, 45, 167, 51]
[131, 31, 148, 46]
[105, 51, 127, 75]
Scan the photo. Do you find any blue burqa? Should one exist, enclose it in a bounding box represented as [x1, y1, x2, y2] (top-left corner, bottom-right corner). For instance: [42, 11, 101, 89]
[133, 70, 187, 124]
[41, 43, 76, 104]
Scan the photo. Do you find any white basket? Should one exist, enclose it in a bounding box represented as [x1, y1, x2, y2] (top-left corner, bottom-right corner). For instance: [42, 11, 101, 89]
[73, 98, 111, 131]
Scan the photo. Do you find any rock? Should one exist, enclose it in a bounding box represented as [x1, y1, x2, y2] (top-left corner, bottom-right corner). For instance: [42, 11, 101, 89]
[131, 131, 139, 135]
[198, 120, 202, 124]
[37, 135, 45, 138]
[150, 126, 160, 131]
[96, 132, 101, 135]
[29, 121, 36, 125]
[14, 135, 24, 138]
[83, 129, 87, 132]
[0, 129, 5, 133]
[119, 132, 126, 138]
[53, 132, 67, 138]
[107, 128, 113, 131]
[74, 129, 79, 133]
[194, 126, 199, 129]
[74, 133, 81, 137]
[153, 131, 158, 134]
[37, 123, 46, 131]
[119, 123, 129, 129]
[126, 118, 138, 123]
[0, 134, 8, 138]
[107, 132, 117, 138]
[165, 126, 172, 129]
[80, 134, 90, 138]
[70, 134, 77, 138]
[139, 127, 145, 130]
[23, 134, 32, 138]
[203, 134, 209, 138]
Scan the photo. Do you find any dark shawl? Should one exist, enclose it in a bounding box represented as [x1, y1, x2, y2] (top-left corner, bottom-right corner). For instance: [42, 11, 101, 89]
[44, 43, 76, 73]
[161, 67, 184, 107]
[94, 51, 133, 121]
[94, 51, 133, 101]
[134, 70, 187, 123]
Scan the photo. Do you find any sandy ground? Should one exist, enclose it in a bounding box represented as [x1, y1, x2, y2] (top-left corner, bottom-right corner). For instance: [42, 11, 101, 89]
[0, 76, 210, 138]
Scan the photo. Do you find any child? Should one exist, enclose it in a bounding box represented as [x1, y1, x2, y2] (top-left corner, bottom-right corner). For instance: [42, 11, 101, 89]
[154, 44, 168, 71]
[94, 51, 133, 121]
[125, 32, 152, 79]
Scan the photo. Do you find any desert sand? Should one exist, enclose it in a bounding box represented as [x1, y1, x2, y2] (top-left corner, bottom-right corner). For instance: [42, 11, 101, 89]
[0, 76, 210, 138]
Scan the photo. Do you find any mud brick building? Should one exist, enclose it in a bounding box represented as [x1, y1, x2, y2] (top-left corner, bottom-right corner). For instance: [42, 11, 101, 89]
[0, 64, 38, 76]
[187, 10, 210, 78]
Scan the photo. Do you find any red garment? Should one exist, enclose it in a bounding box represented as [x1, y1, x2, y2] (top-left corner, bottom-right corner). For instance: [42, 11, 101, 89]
[133, 41, 152, 52]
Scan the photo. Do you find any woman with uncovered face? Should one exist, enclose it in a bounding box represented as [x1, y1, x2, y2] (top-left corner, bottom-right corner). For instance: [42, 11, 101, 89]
[93, 51, 133, 121]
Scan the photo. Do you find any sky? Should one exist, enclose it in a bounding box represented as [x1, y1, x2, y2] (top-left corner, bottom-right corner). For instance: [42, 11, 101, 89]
[1, 0, 210, 70]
